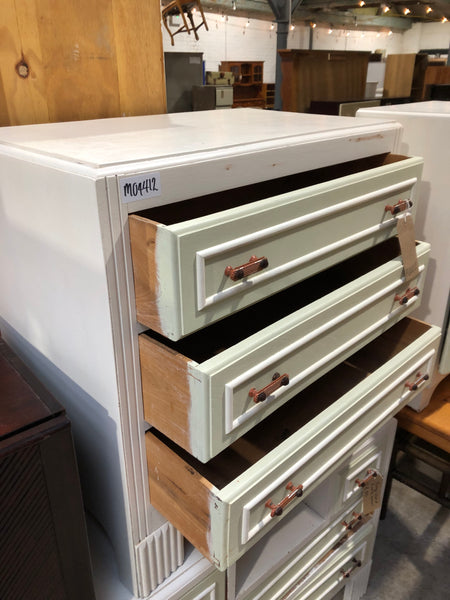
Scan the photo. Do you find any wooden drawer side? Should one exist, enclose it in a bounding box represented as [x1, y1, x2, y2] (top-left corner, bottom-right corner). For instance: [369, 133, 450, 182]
[129, 215, 161, 333]
[140, 334, 193, 453]
[146, 432, 215, 561]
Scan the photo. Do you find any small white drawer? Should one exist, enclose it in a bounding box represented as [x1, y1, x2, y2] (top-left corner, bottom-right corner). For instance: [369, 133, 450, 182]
[141, 238, 429, 462]
[146, 318, 440, 570]
[130, 154, 422, 340]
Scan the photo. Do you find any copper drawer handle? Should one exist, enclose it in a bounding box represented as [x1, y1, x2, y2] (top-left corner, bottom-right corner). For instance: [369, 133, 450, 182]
[341, 558, 362, 579]
[405, 372, 429, 391]
[385, 199, 413, 215]
[395, 286, 420, 305]
[342, 512, 363, 530]
[224, 255, 269, 281]
[265, 482, 303, 518]
[249, 372, 289, 403]
[355, 469, 377, 488]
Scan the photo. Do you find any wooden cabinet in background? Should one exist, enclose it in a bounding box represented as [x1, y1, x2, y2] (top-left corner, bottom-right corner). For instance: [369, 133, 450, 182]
[383, 53, 428, 100]
[278, 50, 370, 113]
[219, 61, 265, 108]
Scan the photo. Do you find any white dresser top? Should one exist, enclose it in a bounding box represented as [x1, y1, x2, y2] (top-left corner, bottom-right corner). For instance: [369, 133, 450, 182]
[0, 108, 400, 170]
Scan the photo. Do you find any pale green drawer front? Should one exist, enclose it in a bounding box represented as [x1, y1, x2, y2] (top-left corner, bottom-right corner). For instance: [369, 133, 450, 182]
[141, 240, 430, 462]
[132, 156, 423, 339]
[147, 320, 441, 570]
[222, 322, 440, 565]
[285, 529, 374, 600]
[239, 499, 371, 600]
[179, 569, 226, 600]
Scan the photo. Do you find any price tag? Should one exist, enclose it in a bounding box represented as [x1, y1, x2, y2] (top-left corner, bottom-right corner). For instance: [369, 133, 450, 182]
[397, 213, 419, 283]
[362, 469, 384, 515]
[119, 172, 161, 203]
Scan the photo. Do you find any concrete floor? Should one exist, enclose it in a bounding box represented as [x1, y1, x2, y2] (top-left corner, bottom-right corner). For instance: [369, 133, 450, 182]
[364, 479, 450, 599]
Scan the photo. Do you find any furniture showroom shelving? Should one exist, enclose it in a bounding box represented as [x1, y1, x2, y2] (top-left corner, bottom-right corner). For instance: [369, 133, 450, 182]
[219, 61, 265, 108]
[0, 109, 440, 599]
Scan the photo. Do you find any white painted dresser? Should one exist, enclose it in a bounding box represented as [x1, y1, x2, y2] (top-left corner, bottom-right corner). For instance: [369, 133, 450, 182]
[0, 110, 440, 599]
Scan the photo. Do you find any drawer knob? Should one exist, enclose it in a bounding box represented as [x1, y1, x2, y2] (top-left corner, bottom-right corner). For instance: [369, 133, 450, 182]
[355, 469, 377, 488]
[341, 558, 362, 579]
[385, 199, 413, 215]
[265, 481, 303, 518]
[224, 255, 269, 281]
[405, 372, 429, 391]
[395, 286, 420, 305]
[249, 372, 289, 403]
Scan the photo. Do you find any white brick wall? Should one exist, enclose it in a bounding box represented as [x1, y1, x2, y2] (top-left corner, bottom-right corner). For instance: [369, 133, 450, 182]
[162, 12, 449, 85]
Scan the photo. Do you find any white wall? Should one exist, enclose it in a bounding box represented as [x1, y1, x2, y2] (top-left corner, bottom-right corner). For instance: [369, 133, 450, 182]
[162, 12, 449, 84]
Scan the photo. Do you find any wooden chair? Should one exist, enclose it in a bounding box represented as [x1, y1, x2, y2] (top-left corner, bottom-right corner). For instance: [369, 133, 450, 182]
[162, 0, 208, 46]
[382, 375, 450, 516]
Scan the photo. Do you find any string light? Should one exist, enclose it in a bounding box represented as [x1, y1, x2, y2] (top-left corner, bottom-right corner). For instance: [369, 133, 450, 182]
[388, 29, 393, 35]
[383, 5, 390, 13]
[310, 22, 316, 28]
[359, 1, 365, 6]
[270, 22, 275, 30]
[442, 16, 448, 22]
[232, 0, 236, 10]
[291, 23, 296, 30]
[403, 7, 411, 15]
[221, 12, 225, 21]
[426, 6, 432, 13]
[328, 28, 333, 34]
[245, 18, 250, 27]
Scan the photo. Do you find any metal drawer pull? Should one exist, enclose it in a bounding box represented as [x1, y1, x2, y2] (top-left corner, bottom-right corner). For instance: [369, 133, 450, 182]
[265, 482, 303, 517]
[341, 558, 362, 579]
[385, 199, 413, 215]
[355, 469, 377, 488]
[342, 512, 363, 530]
[405, 372, 429, 391]
[249, 372, 289, 403]
[224, 255, 269, 281]
[395, 286, 420, 305]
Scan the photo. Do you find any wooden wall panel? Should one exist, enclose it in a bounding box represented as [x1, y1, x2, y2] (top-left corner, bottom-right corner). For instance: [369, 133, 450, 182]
[0, 0, 166, 126]
[383, 54, 416, 98]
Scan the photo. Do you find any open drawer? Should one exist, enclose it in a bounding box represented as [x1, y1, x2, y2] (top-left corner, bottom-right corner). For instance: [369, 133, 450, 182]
[140, 237, 429, 461]
[130, 154, 422, 340]
[146, 318, 441, 570]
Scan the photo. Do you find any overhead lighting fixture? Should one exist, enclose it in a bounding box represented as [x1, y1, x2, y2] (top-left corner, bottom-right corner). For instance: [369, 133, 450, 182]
[270, 22, 275, 30]
[221, 12, 225, 21]
[442, 16, 448, 22]
[383, 5, 390, 13]
[359, 1, 366, 6]
[388, 29, 393, 34]
[232, 0, 236, 10]
[245, 18, 250, 27]
[376, 32, 381, 37]
[361, 32, 365, 37]
[346, 31, 350, 36]
[309, 22, 316, 28]
[291, 23, 296, 30]
[403, 7, 411, 15]
[328, 28, 333, 34]
[426, 6, 432, 13]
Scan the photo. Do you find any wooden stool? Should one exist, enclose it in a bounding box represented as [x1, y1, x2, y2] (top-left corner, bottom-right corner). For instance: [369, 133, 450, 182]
[382, 375, 450, 515]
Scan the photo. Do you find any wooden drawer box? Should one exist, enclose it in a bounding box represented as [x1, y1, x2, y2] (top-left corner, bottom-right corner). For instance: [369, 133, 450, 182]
[141, 238, 429, 462]
[129, 154, 422, 340]
[146, 318, 440, 570]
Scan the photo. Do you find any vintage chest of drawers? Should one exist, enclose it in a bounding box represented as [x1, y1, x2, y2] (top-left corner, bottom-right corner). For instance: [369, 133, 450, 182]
[0, 109, 439, 599]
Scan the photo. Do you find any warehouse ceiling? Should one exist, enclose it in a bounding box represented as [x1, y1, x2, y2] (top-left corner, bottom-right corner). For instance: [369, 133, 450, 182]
[198, 0, 450, 31]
